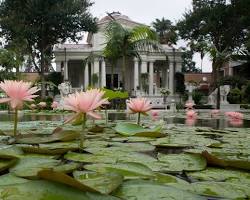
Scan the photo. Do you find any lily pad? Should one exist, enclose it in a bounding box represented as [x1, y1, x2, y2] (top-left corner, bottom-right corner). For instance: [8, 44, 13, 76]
[16, 130, 80, 144]
[114, 123, 164, 137]
[0, 158, 18, 172]
[10, 157, 60, 178]
[0, 180, 120, 200]
[84, 162, 155, 179]
[73, 171, 123, 194]
[190, 181, 250, 199]
[157, 153, 207, 172]
[113, 179, 205, 200]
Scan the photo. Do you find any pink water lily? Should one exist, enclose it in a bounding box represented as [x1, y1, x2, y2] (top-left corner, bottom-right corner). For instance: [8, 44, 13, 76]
[0, 80, 39, 137]
[185, 101, 195, 110]
[63, 89, 109, 122]
[185, 110, 197, 126]
[0, 80, 39, 109]
[151, 110, 159, 121]
[225, 111, 243, 127]
[51, 101, 59, 109]
[127, 98, 152, 125]
[127, 98, 152, 114]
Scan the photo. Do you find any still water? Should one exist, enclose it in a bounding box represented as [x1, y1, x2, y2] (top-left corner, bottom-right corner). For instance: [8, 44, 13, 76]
[0, 112, 249, 129]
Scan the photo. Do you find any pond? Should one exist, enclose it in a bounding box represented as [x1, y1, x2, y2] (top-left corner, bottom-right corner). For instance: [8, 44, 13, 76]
[1, 111, 250, 129]
[0, 110, 249, 199]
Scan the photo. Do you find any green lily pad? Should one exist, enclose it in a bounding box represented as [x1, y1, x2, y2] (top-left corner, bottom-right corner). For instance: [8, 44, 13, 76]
[64, 152, 117, 164]
[157, 153, 207, 172]
[190, 181, 250, 199]
[73, 171, 123, 194]
[0, 180, 120, 200]
[16, 130, 80, 144]
[187, 167, 250, 186]
[202, 150, 250, 170]
[113, 179, 205, 200]
[114, 123, 164, 137]
[0, 146, 24, 159]
[21, 142, 79, 155]
[0, 159, 18, 172]
[10, 157, 60, 178]
[84, 162, 155, 179]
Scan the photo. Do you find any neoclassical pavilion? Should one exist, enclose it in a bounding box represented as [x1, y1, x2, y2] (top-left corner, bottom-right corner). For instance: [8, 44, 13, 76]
[54, 13, 182, 97]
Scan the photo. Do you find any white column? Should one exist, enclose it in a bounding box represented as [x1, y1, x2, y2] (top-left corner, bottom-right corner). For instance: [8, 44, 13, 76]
[141, 61, 147, 73]
[93, 60, 99, 87]
[64, 60, 68, 81]
[55, 61, 61, 72]
[134, 60, 139, 91]
[101, 60, 106, 87]
[169, 62, 174, 94]
[229, 66, 233, 76]
[84, 62, 89, 89]
[149, 61, 154, 95]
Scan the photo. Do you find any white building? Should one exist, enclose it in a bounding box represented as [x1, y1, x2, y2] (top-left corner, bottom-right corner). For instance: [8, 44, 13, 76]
[53, 13, 183, 99]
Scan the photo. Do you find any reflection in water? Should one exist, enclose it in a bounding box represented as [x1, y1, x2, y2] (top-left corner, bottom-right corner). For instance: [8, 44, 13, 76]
[0, 112, 249, 129]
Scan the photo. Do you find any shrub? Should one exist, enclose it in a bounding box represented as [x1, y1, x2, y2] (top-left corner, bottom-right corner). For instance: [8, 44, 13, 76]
[242, 82, 250, 103]
[227, 88, 242, 104]
[192, 90, 203, 105]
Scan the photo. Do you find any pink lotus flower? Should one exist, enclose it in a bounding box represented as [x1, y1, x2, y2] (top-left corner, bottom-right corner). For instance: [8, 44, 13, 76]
[185, 101, 195, 110]
[38, 102, 47, 108]
[63, 89, 109, 121]
[0, 80, 39, 109]
[151, 110, 159, 121]
[211, 109, 220, 118]
[51, 101, 59, 109]
[127, 98, 152, 114]
[225, 111, 243, 127]
[185, 110, 197, 126]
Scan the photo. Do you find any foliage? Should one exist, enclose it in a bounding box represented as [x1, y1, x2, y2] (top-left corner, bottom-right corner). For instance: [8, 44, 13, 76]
[104, 19, 161, 90]
[0, 49, 20, 81]
[181, 49, 201, 73]
[192, 90, 203, 105]
[227, 88, 242, 104]
[242, 81, 250, 103]
[152, 17, 178, 45]
[102, 88, 129, 100]
[219, 75, 247, 89]
[91, 73, 99, 87]
[0, 0, 97, 98]
[46, 72, 63, 95]
[175, 72, 185, 94]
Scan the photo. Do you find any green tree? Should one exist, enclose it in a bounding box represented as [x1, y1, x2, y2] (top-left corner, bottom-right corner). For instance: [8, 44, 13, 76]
[152, 18, 178, 45]
[177, 0, 246, 108]
[0, 0, 97, 98]
[0, 49, 21, 81]
[181, 49, 201, 73]
[104, 20, 161, 91]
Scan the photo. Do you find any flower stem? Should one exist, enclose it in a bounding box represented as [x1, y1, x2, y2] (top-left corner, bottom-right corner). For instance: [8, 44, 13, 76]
[80, 113, 86, 151]
[13, 108, 18, 138]
[137, 112, 141, 125]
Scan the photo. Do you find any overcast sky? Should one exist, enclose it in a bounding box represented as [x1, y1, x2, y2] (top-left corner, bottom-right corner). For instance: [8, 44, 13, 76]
[89, 0, 212, 72]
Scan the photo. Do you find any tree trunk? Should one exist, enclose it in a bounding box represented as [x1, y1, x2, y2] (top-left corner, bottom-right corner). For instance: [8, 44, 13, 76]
[110, 61, 115, 89]
[122, 55, 126, 91]
[216, 62, 220, 109]
[40, 48, 46, 99]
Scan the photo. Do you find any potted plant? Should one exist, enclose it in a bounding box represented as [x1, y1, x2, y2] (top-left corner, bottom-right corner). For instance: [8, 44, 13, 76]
[160, 88, 170, 104]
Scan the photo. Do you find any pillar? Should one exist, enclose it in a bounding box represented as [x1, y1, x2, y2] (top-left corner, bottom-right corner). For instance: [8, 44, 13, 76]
[93, 60, 99, 87]
[169, 62, 174, 94]
[141, 61, 147, 73]
[64, 60, 68, 81]
[149, 61, 154, 95]
[229, 66, 233, 76]
[101, 60, 106, 87]
[84, 62, 89, 89]
[134, 59, 139, 91]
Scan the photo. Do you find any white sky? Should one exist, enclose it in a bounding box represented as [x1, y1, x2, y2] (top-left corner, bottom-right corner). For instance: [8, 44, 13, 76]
[89, 0, 212, 72]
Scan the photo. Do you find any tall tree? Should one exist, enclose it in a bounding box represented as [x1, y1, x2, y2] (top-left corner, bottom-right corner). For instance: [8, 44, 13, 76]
[181, 49, 201, 73]
[177, 0, 246, 108]
[152, 18, 178, 45]
[104, 20, 161, 91]
[0, 0, 97, 98]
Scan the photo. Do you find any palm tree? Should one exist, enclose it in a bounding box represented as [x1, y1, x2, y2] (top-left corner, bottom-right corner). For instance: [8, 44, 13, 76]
[152, 17, 177, 45]
[104, 20, 161, 91]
